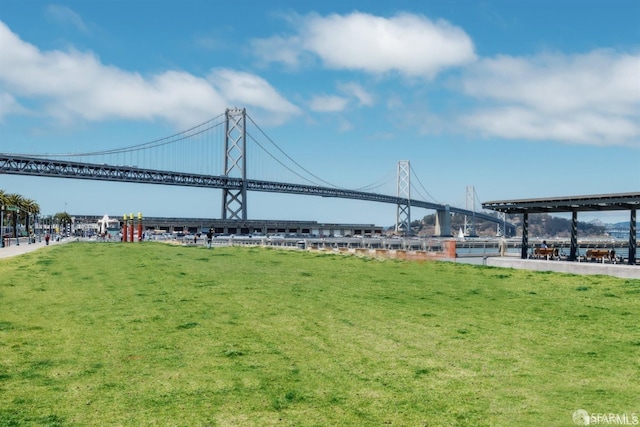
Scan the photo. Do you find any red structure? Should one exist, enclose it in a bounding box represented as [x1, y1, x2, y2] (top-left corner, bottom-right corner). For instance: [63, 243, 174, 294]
[137, 213, 143, 242]
[122, 214, 128, 242]
[129, 213, 134, 242]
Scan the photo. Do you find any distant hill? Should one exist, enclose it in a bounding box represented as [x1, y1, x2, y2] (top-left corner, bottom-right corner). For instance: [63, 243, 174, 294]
[608, 222, 630, 229]
[605, 222, 638, 239]
[415, 212, 609, 238]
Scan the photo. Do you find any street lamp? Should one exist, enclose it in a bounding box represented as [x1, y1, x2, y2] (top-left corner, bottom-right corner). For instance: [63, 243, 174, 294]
[16, 209, 20, 246]
[0, 205, 4, 248]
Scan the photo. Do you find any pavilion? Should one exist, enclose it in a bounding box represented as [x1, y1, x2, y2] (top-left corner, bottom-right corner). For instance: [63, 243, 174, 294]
[482, 192, 639, 265]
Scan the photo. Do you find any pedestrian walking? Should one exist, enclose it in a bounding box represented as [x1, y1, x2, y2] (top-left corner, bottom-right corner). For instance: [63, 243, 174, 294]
[206, 228, 213, 248]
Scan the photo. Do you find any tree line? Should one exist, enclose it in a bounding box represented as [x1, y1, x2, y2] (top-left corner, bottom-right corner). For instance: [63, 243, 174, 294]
[0, 189, 72, 238]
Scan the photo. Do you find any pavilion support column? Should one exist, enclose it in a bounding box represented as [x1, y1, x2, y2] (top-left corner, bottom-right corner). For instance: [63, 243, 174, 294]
[629, 209, 637, 265]
[520, 213, 528, 259]
[569, 211, 578, 261]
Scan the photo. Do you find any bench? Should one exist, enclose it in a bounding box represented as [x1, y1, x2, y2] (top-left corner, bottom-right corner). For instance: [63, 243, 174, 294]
[533, 247, 559, 260]
[585, 249, 615, 263]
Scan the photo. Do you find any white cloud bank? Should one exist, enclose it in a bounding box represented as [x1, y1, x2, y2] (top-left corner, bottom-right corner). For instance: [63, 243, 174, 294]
[1, 9, 637, 148]
[0, 21, 300, 128]
[252, 11, 476, 78]
[252, 11, 639, 147]
[459, 50, 640, 146]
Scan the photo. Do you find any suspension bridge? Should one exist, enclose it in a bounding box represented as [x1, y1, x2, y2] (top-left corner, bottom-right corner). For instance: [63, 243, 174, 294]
[0, 108, 513, 236]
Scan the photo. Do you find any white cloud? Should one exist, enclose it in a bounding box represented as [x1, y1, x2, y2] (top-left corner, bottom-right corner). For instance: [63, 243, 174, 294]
[0, 93, 26, 120]
[253, 12, 476, 78]
[0, 21, 299, 128]
[307, 83, 373, 116]
[337, 82, 374, 107]
[460, 107, 639, 145]
[251, 35, 305, 69]
[309, 95, 349, 112]
[45, 4, 88, 33]
[458, 50, 640, 146]
[207, 69, 301, 125]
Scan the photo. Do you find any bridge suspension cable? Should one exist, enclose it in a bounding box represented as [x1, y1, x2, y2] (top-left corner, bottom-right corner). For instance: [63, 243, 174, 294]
[246, 114, 341, 188]
[352, 168, 396, 192]
[3, 108, 462, 208]
[245, 132, 323, 187]
[246, 113, 398, 194]
[15, 113, 227, 158]
[474, 188, 484, 212]
[409, 164, 441, 204]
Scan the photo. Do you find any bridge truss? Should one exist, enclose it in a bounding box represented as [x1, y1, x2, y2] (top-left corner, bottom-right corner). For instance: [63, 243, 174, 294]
[0, 153, 513, 235]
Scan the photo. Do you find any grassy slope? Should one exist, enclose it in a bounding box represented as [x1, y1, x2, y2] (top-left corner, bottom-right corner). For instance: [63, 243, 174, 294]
[0, 243, 638, 426]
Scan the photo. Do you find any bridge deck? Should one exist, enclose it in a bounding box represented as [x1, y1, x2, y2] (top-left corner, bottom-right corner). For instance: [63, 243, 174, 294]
[1, 154, 513, 234]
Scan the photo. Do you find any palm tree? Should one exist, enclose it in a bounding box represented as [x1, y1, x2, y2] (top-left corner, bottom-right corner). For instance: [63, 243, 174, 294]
[54, 211, 72, 235]
[21, 198, 40, 240]
[5, 193, 24, 239]
[1, 191, 43, 243]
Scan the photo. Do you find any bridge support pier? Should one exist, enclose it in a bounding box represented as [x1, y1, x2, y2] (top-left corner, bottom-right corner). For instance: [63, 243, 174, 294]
[435, 205, 451, 237]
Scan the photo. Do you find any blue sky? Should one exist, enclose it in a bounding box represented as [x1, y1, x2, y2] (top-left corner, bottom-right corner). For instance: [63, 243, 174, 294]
[1, 0, 638, 226]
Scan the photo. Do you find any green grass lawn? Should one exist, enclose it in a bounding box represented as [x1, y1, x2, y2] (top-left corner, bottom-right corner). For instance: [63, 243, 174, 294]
[0, 242, 638, 426]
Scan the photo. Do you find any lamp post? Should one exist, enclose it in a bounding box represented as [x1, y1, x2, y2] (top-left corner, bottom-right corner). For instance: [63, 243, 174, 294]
[15, 209, 20, 246]
[1, 205, 4, 248]
[27, 211, 31, 244]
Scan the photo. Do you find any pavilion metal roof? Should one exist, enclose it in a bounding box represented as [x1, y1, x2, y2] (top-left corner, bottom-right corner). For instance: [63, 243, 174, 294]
[482, 192, 640, 214]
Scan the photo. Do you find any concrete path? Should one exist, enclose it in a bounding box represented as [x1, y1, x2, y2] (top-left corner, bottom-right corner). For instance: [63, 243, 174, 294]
[487, 256, 640, 279]
[0, 237, 71, 260]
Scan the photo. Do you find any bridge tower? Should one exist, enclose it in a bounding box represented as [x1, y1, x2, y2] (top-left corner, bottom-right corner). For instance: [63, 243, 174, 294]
[395, 160, 411, 235]
[221, 108, 248, 220]
[463, 185, 477, 237]
[496, 211, 507, 237]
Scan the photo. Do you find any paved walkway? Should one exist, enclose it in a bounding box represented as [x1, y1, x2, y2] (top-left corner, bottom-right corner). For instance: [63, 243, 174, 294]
[0, 237, 71, 259]
[487, 256, 640, 279]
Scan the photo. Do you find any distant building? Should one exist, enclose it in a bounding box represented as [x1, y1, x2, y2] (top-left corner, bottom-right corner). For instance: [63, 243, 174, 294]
[71, 216, 384, 238]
